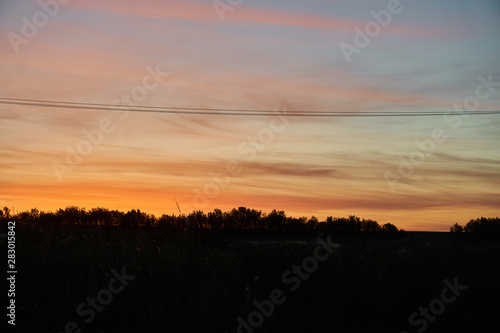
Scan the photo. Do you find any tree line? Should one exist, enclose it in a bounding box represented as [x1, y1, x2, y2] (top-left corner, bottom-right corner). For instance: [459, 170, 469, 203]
[0, 206, 401, 233]
[3, 206, 498, 235]
[449, 217, 500, 235]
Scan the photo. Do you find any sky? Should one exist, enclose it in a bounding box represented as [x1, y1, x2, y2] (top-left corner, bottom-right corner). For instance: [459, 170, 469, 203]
[1, 0, 499, 231]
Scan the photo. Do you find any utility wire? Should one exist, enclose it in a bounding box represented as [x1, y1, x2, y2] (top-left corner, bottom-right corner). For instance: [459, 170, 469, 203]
[0, 97, 340, 114]
[1, 97, 499, 117]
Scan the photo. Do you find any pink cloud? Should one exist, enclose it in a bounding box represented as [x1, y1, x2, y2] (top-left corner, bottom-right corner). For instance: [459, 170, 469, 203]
[66, 0, 436, 36]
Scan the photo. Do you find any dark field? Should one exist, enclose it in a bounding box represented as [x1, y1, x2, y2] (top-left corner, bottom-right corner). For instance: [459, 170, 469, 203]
[15, 225, 500, 332]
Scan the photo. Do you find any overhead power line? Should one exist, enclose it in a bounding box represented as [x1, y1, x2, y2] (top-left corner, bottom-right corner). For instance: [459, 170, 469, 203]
[0, 97, 499, 117]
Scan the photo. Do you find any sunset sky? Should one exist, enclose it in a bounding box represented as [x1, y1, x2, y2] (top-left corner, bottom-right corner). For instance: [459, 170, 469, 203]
[1, 0, 499, 231]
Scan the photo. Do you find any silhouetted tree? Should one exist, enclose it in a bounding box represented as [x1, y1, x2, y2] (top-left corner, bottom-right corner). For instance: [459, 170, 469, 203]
[246, 208, 262, 229]
[449, 223, 463, 233]
[59, 206, 86, 226]
[228, 207, 248, 229]
[307, 216, 319, 230]
[361, 219, 381, 232]
[16, 211, 31, 224]
[90, 207, 112, 226]
[188, 210, 207, 229]
[382, 223, 398, 233]
[158, 214, 177, 230]
[222, 211, 236, 230]
[266, 210, 286, 232]
[464, 217, 500, 234]
[122, 209, 147, 228]
[287, 216, 307, 232]
[2, 206, 11, 222]
[207, 209, 223, 229]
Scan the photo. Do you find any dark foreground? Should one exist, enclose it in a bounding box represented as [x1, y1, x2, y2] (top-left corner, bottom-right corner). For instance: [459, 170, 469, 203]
[13, 225, 500, 332]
